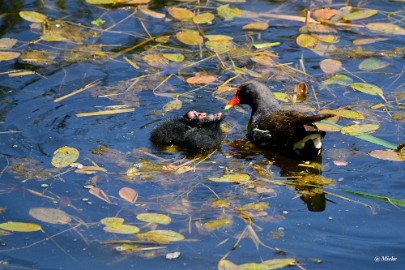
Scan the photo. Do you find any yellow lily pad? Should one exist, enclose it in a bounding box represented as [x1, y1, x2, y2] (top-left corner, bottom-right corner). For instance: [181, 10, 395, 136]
[341, 124, 380, 135]
[19, 11, 48, 23]
[135, 230, 184, 243]
[176, 30, 203, 46]
[242, 22, 269, 31]
[0, 51, 21, 61]
[203, 217, 231, 231]
[217, 4, 241, 21]
[168, 7, 194, 20]
[162, 53, 184, 62]
[0, 222, 42, 232]
[51, 146, 79, 168]
[209, 173, 250, 183]
[103, 224, 140, 234]
[193, 13, 215, 24]
[100, 217, 125, 227]
[136, 213, 171, 225]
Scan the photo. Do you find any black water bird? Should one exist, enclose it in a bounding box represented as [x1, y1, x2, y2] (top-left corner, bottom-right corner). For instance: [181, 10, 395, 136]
[225, 81, 335, 160]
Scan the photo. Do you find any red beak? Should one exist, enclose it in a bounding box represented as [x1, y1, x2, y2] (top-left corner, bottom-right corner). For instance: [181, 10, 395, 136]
[224, 94, 240, 110]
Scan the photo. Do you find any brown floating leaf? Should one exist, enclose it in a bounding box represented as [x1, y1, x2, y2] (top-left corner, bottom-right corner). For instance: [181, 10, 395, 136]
[41, 20, 88, 43]
[119, 187, 138, 203]
[138, 5, 165, 19]
[0, 38, 18, 49]
[0, 51, 21, 61]
[369, 150, 405, 162]
[29, 208, 72, 225]
[320, 59, 342, 74]
[186, 74, 217, 85]
[89, 187, 111, 204]
[168, 7, 194, 20]
[242, 22, 268, 31]
[176, 30, 203, 46]
[300, 24, 339, 43]
[142, 54, 169, 68]
[251, 54, 275, 66]
[313, 8, 338, 20]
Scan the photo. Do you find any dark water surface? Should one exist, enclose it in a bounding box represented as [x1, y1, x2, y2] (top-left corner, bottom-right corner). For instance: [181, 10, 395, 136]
[0, 0, 404, 269]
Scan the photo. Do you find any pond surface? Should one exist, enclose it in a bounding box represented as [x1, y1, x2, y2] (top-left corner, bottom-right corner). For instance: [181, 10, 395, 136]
[0, 0, 404, 269]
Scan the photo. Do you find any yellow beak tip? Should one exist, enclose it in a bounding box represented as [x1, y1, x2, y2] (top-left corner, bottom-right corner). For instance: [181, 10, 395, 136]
[224, 104, 233, 110]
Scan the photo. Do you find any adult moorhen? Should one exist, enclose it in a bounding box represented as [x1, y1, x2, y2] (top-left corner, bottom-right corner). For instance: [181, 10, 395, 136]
[150, 111, 223, 152]
[224, 81, 334, 160]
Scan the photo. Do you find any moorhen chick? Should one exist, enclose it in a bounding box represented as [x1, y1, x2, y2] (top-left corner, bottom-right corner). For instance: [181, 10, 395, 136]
[224, 81, 335, 160]
[183, 112, 224, 152]
[150, 111, 223, 152]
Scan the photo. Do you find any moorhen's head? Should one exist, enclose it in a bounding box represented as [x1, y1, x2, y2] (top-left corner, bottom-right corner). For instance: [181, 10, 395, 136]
[224, 81, 281, 112]
[183, 111, 206, 126]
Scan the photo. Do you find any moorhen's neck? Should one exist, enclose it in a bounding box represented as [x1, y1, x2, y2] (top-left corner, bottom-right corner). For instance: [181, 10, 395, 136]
[239, 81, 282, 117]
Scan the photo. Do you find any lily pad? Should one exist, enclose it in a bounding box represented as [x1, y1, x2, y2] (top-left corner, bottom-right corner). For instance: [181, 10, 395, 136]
[369, 150, 405, 162]
[186, 75, 217, 85]
[321, 74, 353, 87]
[320, 59, 342, 74]
[176, 30, 203, 46]
[136, 213, 171, 225]
[217, 4, 241, 21]
[100, 217, 124, 227]
[51, 146, 79, 168]
[29, 208, 71, 224]
[242, 22, 268, 31]
[0, 222, 42, 232]
[0, 38, 18, 49]
[0, 51, 21, 61]
[358, 58, 389, 71]
[19, 11, 48, 23]
[349, 82, 384, 97]
[135, 230, 184, 243]
[205, 39, 235, 54]
[103, 224, 140, 234]
[318, 109, 364, 120]
[193, 13, 215, 24]
[341, 124, 380, 135]
[162, 53, 184, 62]
[168, 7, 194, 20]
[366, 23, 405, 35]
[343, 9, 378, 21]
[209, 173, 250, 183]
[203, 217, 231, 231]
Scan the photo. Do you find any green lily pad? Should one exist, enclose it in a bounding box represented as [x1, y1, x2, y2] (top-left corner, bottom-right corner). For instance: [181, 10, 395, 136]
[343, 9, 378, 21]
[103, 224, 140, 234]
[193, 12, 215, 24]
